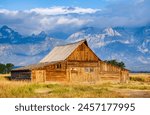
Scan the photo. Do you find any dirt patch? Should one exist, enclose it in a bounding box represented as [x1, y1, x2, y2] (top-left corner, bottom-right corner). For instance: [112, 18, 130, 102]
[34, 88, 53, 94]
[115, 89, 150, 98]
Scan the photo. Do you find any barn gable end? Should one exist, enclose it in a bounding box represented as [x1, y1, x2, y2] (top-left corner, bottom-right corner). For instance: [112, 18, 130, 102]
[67, 41, 99, 62]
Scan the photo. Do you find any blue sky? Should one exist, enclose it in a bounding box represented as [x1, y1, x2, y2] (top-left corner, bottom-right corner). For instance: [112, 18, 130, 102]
[0, 0, 149, 35]
[0, 0, 107, 10]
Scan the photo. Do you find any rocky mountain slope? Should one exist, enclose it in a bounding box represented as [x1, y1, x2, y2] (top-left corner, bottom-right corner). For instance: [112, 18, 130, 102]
[0, 25, 150, 71]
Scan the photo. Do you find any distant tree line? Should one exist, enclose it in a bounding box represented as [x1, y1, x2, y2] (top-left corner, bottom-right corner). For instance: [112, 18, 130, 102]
[0, 63, 14, 74]
[104, 60, 125, 69]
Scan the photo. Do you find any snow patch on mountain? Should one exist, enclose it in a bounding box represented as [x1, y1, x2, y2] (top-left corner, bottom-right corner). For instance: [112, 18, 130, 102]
[104, 27, 121, 36]
[68, 27, 125, 48]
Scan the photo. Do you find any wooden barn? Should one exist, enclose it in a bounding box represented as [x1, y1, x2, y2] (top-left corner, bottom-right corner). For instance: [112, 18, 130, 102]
[11, 40, 129, 83]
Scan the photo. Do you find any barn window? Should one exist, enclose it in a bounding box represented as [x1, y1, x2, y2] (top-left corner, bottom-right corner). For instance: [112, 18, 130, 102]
[56, 64, 61, 69]
[84, 67, 94, 73]
[90, 68, 94, 72]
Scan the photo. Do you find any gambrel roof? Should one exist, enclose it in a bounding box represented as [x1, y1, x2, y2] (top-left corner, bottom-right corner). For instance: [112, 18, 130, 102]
[40, 40, 88, 63]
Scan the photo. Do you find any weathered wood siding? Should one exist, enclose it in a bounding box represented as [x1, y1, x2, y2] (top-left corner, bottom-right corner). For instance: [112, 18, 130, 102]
[66, 61, 129, 83]
[120, 70, 129, 83]
[67, 43, 99, 61]
[65, 42, 129, 83]
[31, 69, 46, 82]
[98, 61, 128, 83]
[31, 62, 67, 82]
[11, 70, 31, 80]
[45, 62, 67, 82]
[67, 61, 100, 83]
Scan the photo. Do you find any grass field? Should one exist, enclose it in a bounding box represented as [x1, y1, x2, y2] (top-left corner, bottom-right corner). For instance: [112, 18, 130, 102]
[0, 73, 150, 98]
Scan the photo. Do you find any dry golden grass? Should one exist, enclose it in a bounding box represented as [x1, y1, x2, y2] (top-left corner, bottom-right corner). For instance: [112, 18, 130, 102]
[0, 73, 150, 98]
[129, 73, 150, 82]
[0, 74, 10, 77]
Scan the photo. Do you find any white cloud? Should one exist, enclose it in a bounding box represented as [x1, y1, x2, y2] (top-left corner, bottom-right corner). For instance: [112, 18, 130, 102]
[0, 9, 18, 15]
[56, 17, 88, 25]
[138, 39, 150, 53]
[138, 46, 149, 53]
[137, 56, 150, 64]
[119, 40, 132, 44]
[0, 6, 100, 17]
[0, 7, 98, 35]
[25, 6, 100, 15]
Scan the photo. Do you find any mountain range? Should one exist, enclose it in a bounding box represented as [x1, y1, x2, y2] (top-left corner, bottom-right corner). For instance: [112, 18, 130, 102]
[0, 25, 150, 71]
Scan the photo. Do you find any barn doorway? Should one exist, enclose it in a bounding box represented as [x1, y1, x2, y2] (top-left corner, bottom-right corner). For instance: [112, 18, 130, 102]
[35, 70, 46, 82]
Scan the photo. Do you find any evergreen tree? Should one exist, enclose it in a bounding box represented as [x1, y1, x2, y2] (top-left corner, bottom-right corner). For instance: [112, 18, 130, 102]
[104, 60, 125, 69]
[0, 63, 14, 74]
[0, 63, 6, 74]
[6, 63, 14, 73]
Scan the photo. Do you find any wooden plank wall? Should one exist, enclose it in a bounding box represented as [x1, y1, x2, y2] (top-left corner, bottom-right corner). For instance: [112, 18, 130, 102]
[98, 61, 120, 82]
[67, 61, 99, 83]
[11, 70, 31, 80]
[32, 69, 46, 82]
[67, 43, 99, 61]
[30, 61, 128, 83]
[44, 62, 67, 82]
[67, 67, 100, 83]
[66, 61, 128, 83]
[98, 61, 128, 83]
[66, 42, 129, 83]
[31, 62, 67, 82]
[31, 70, 36, 81]
[31, 70, 46, 82]
[120, 70, 129, 83]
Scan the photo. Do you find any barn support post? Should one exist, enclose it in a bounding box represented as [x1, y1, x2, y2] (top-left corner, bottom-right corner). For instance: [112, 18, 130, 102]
[66, 68, 70, 82]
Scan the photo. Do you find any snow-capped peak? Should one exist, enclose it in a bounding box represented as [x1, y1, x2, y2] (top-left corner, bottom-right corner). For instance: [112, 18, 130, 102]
[68, 31, 84, 41]
[104, 27, 121, 36]
[67, 27, 122, 43]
